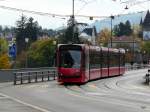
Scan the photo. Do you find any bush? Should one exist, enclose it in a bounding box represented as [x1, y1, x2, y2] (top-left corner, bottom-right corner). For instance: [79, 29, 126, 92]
[0, 54, 11, 69]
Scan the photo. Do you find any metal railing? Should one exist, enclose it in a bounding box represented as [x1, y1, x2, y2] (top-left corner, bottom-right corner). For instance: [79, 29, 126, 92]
[13, 65, 150, 85]
[125, 64, 149, 71]
[14, 68, 57, 85]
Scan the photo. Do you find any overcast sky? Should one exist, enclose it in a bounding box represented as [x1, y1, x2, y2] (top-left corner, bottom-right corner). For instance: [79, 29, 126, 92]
[0, 0, 149, 29]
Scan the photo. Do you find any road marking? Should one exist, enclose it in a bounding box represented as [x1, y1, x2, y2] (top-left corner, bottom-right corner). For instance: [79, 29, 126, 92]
[85, 92, 104, 96]
[14, 84, 50, 89]
[0, 97, 7, 99]
[69, 92, 139, 109]
[0, 92, 53, 112]
[67, 87, 150, 111]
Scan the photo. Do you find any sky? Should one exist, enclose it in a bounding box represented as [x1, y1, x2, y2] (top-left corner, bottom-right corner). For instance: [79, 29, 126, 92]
[0, 0, 150, 29]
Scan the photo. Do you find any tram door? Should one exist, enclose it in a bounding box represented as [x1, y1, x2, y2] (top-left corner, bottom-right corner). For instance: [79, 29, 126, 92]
[84, 46, 90, 82]
[101, 51, 109, 78]
[89, 49, 102, 80]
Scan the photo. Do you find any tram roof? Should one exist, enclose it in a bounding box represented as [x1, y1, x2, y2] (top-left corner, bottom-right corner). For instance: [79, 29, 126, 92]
[87, 45, 125, 53]
[58, 44, 125, 53]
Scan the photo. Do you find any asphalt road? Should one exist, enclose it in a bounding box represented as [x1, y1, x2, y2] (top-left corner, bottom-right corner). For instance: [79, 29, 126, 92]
[0, 69, 150, 112]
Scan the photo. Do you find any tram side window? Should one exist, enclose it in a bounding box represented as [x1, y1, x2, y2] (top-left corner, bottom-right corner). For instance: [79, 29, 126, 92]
[89, 51, 100, 69]
[109, 53, 119, 67]
[89, 51, 94, 69]
[120, 54, 125, 66]
[102, 52, 108, 68]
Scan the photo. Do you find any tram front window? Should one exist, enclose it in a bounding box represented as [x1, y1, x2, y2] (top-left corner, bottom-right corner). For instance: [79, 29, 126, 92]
[60, 50, 81, 68]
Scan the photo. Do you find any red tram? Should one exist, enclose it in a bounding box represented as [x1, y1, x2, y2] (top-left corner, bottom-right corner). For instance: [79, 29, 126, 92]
[57, 44, 125, 84]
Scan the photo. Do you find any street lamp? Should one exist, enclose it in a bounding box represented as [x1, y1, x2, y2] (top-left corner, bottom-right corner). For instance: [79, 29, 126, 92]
[132, 37, 135, 65]
[72, 0, 75, 41]
[25, 38, 29, 68]
[110, 15, 114, 48]
[53, 40, 57, 67]
[25, 38, 29, 45]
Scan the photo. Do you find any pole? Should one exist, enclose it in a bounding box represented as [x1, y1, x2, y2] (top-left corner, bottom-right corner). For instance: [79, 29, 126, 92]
[110, 16, 114, 48]
[72, 0, 75, 40]
[133, 37, 134, 64]
[73, 0, 74, 18]
[111, 18, 112, 48]
[25, 38, 29, 68]
[26, 44, 28, 68]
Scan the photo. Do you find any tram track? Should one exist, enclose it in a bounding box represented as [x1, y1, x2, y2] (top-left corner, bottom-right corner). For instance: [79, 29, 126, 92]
[65, 69, 148, 96]
[64, 69, 150, 112]
[0, 69, 150, 112]
[92, 69, 150, 109]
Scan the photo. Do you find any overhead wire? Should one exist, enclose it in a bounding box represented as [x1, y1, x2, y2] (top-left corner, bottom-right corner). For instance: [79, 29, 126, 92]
[75, 0, 97, 14]
[120, 0, 150, 12]
[121, 0, 150, 6]
[0, 1, 148, 20]
[0, 5, 108, 19]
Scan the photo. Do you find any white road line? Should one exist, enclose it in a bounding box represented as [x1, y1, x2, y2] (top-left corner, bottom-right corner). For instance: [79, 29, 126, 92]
[68, 91, 150, 111]
[85, 92, 104, 96]
[0, 92, 53, 112]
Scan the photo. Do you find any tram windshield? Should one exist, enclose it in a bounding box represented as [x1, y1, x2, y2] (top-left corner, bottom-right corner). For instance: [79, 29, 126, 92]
[60, 50, 81, 68]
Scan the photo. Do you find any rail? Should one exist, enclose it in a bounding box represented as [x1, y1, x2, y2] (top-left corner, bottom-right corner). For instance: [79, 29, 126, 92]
[125, 64, 149, 71]
[13, 65, 149, 85]
[14, 68, 57, 85]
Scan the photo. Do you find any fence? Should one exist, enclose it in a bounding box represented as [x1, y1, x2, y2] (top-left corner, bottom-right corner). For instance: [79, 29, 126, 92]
[14, 68, 57, 85]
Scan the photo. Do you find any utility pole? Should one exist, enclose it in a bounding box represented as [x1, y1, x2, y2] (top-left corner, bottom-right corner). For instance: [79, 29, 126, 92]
[72, 0, 75, 41]
[110, 15, 114, 48]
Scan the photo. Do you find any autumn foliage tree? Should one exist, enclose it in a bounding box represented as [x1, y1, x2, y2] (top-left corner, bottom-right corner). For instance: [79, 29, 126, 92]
[0, 38, 11, 69]
[96, 28, 111, 47]
[0, 54, 11, 69]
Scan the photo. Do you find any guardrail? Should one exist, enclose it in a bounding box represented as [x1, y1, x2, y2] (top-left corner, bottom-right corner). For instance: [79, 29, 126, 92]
[125, 64, 149, 71]
[14, 68, 57, 85]
[13, 65, 149, 85]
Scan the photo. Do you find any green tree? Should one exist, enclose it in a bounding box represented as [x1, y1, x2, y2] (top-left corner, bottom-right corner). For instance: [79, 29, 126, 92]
[25, 17, 40, 44]
[125, 20, 132, 36]
[27, 39, 56, 67]
[0, 25, 2, 33]
[113, 20, 133, 36]
[15, 15, 27, 54]
[141, 41, 150, 64]
[59, 17, 80, 44]
[15, 15, 41, 55]
[141, 41, 150, 54]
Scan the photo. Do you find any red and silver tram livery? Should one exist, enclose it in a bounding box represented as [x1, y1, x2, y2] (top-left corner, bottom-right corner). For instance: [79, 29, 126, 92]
[57, 44, 125, 84]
